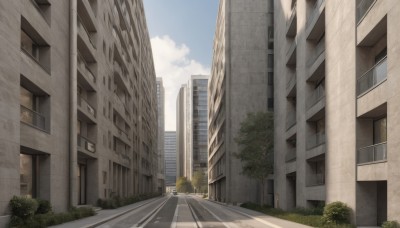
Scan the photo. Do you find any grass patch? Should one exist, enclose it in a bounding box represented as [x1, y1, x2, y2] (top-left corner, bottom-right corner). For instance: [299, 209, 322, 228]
[240, 202, 355, 228]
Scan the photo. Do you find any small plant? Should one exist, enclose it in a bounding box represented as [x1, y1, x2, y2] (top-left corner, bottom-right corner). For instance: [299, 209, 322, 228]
[9, 196, 39, 220]
[36, 199, 52, 214]
[382, 221, 400, 228]
[322, 201, 351, 225]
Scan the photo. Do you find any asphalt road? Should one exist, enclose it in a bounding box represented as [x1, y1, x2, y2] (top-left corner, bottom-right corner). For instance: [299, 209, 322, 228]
[95, 194, 278, 228]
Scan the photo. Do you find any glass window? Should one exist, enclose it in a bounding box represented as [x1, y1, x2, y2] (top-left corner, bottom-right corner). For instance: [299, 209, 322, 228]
[373, 117, 387, 144]
[21, 30, 39, 60]
[20, 86, 35, 110]
[20, 154, 38, 198]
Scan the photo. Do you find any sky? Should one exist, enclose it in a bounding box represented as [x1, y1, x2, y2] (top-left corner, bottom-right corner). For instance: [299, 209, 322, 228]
[143, 0, 219, 131]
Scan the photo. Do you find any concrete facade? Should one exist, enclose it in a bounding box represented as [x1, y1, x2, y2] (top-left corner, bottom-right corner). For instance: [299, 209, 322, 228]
[274, 0, 400, 225]
[164, 131, 177, 187]
[0, 0, 158, 225]
[156, 77, 165, 193]
[176, 85, 187, 179]
[208, 0, 274, 205]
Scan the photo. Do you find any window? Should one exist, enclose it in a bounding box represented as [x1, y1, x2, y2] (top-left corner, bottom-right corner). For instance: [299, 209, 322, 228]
[373, 117, 387, 144]
[21, 30, 39, 60]
[20, 86, 46, 130]
[20, 154, 39, 198]
[268, 72, 273, 85]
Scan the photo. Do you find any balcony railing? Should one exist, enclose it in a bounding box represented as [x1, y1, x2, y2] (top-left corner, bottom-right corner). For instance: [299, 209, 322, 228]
[286, 74, 296, 90]
[286, 111, 296, 130]
[307, 85, 325, 109]
[357, 142, 387, 164]
[78, 135, 96, 153]
[357, 56, 387, 96]
[285, 147, 297, 162]
[306, 132, 326, 150]
[307, 36, 325, 67]
[77, 53, 96, 83]
[306, 0, 325, 28]
[307, 173, 325, 186]
[356, 0, 376, 24]
[116, 124, 130, 141]
[20, 105, 46, 131]
[77, 15, 96, 49]
[78, 96, 96, 118]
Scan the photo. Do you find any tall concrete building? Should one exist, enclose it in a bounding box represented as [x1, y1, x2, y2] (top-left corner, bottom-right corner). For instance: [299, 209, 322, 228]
[176, 85, 187, 178]
[176, 75, 209, 181]
[274, 0, 400, 225]
[156, 77, 165, 193]
[164, 131, 177, 188]
[208, 0, 274, 204]
[0, 0, 158, 225]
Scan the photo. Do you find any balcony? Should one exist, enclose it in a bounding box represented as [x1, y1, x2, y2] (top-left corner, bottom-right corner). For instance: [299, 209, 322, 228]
[78, 96, 96, 119]
[77, 53, 96, 86]
[77, 134, 96, 153]
[307, 173, 325, 187]
[285, 147, 296, 162]
[77, 15, 96, 50]
[286, 38, 297, 66]
[307, 132, 325, 150]
[357, 142, 387, 164]
[114, 61, 129, 91]
[306, 0, 325, 40]
[286, 74, 296, 97]
[20, 105, 46, 131]
[286, 111, 296, 130]
[286, 3, 297, 37]
[307, 85, 325, 110]
[356, 0, 376, 24]
[115, 124, 131, 143]
[357, 56, 387, 97]
[307, 37, 325, 68]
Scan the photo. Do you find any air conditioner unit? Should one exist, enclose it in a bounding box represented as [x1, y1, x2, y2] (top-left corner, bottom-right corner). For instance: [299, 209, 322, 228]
[86, 141, 95, 152]
[87, 105, 95, 115]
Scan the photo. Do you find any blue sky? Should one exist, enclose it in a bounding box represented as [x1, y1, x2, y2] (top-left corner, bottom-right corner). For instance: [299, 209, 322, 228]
[143, 0, 219, 130]
[143, 0, 219, 67]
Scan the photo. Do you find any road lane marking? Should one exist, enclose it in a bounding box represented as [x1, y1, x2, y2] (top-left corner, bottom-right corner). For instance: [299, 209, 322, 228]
[185, 196, 201, 228]
[131, 197, 169, 228]
[194, 199, 232, 228]
[170, 204, 179, 228]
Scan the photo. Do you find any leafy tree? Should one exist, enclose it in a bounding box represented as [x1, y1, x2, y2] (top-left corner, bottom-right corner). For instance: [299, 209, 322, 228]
[234, 112, 274, 205]
[176, 176, 193, 193]
[192, 171, 207, 193]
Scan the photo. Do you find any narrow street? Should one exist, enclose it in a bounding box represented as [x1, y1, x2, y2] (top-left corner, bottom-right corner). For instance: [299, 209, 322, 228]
[95, 194, 279, 228]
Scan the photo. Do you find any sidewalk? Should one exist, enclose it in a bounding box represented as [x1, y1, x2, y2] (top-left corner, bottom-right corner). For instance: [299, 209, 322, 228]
[50, 196, 165, 228]
[205, 199, 312, 228]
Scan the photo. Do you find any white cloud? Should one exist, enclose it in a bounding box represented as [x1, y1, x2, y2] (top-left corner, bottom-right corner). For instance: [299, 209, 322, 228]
[151, 35, 210, 131]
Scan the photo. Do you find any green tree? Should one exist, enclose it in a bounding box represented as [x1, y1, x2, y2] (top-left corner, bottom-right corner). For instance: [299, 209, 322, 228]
[176, 176, 193, 193]
[192, 171, 207, 193]
[234, 112, 274, 205]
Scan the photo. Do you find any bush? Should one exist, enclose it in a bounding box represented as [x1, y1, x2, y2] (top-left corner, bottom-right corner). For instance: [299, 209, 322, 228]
[323, 201, 351, 225]
[9, 196, 38, 220]
[382, 221, 400, 228]
[36, 199, 52, 214]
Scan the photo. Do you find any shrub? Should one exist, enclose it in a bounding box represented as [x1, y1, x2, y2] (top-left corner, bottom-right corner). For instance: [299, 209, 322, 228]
[9, 196, 39, 220]
[36, 199, 52, 214]
[382, 221, 400, 228]
[322, 201, 351, 225]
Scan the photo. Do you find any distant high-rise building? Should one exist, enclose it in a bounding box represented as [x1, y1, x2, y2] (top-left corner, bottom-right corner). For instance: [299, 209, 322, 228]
[0, 0, 157, 225]
[156, 78, 165, 193]
[164, 131, 177, 187]
[176, 85, 187, 178]
[176, 75, 209, 181]
[274, 0, 400, 225]
[208, 0, 274, 205]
